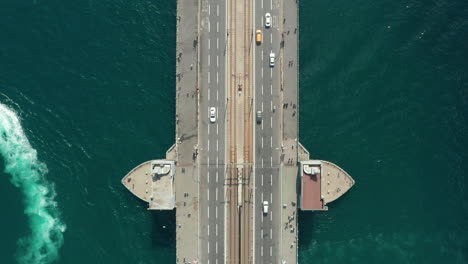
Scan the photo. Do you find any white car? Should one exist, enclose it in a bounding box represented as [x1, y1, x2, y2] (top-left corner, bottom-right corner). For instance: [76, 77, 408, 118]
[209, 107, 216, 123]
[263, 201, 269, 214]
[265, 13, 272, 28]
[269, 52, 275, 67]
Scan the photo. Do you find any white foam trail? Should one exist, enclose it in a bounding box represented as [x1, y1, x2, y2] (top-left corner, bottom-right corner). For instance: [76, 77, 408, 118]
[0, 103, 66, 264]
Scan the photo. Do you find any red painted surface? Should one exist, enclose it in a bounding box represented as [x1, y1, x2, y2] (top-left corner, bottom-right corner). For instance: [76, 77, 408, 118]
[302, 167, 323, 210]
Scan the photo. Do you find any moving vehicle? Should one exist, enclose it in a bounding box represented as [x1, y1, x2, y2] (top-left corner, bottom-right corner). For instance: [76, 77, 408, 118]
[269, 52, 275, 67]
[256, 30, 262, 44]
[209, 107, 216, 123]
[256, 111, 262, 124]
[263, 201, 269, 214]
[265, 13, 272, 28]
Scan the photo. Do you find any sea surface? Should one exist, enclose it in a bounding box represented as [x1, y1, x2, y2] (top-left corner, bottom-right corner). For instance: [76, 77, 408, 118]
[0, 0, 466, 263]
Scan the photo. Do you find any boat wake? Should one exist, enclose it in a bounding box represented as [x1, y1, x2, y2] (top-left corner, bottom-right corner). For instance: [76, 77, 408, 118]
[0, 103, 66, 264]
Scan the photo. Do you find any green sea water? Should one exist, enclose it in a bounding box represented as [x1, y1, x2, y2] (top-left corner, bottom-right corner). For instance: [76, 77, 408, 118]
[0, 0, 467, 263]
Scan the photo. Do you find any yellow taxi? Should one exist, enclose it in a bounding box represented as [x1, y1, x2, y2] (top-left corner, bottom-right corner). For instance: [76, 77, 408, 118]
[256, 30, 262, 44]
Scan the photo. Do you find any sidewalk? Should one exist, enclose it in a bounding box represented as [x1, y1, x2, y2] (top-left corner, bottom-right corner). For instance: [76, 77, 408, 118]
[280, 0, 300, 263]
[174, 0, 200, 262]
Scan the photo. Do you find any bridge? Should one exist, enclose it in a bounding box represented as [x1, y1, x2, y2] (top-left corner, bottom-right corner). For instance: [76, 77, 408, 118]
[121, 0, 355, 263]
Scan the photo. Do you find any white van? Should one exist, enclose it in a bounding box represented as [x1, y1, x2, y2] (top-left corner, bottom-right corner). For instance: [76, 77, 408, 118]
[263, 201, 269, 214]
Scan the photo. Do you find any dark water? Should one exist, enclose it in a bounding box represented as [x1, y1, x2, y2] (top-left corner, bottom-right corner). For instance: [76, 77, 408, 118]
[0, 0, 466, 263]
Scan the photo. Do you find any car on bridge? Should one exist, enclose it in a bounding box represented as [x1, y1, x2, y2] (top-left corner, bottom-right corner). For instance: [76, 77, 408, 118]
[256, 30, 262, 44]
[209, 107, 216, 123]
[256, 111, 262, 124]
[269, 52, 276, 67]
[263, 201, 269, 214]
[265, 13, 272, 28]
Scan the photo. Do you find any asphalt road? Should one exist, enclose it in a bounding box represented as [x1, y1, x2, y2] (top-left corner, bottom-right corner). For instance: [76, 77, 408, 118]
[198, 0, 282, 263]
[198, 0, 227, 263]
[253, 0, 282, 263]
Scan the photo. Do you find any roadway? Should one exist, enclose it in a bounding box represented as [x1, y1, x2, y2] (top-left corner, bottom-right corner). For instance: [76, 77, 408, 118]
[254, 0, 282, 263]
[199, 0, 282, 263]
[198, 0, 227, 263]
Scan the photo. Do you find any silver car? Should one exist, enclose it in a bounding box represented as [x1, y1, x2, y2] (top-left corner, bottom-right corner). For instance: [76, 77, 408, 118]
[269, 52, 275, 67]
[256, 111, 262, 124]
[265, 13, 272, 28]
